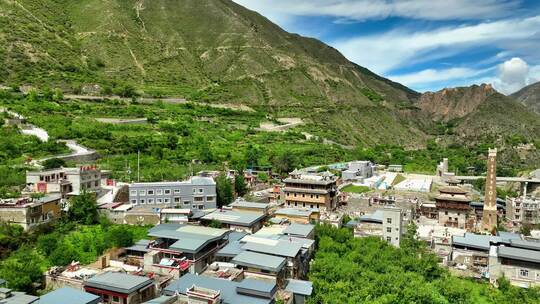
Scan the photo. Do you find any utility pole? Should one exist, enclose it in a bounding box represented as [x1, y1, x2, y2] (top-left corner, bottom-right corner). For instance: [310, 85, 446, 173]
[137, 150, 141, 182]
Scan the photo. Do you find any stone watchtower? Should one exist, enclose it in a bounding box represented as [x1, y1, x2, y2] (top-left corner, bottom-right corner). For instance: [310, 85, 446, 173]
[482, 148, 498, 231]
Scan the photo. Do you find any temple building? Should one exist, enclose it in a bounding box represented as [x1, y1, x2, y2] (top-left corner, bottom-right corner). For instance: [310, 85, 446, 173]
[435, 186, 473, 229]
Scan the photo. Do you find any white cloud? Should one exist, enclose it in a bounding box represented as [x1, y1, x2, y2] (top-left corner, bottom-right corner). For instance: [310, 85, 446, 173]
[233, 0, 520, 21]
[491, 58, 539, 94]
[331, 16, 540, 74]
[389, 67, 492, 88]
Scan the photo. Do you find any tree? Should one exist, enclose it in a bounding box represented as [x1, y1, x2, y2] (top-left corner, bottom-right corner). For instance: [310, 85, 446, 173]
[42, 158, 66, 170]
[216, 174, 233, 207]
[272, 150, 297, 174]
[36, 232, 60, 256]
[234, 172, 248, 197]
[0, 246, 43, 292]
[209, 220, 222, 229]
[67, 192, 98, 225]
[105, 225, 134, 248]
[49, 242, 79, 266]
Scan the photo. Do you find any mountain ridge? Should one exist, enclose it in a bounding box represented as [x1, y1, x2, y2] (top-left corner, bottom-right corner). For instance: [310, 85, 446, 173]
[510, 81, 540, 115]
[0, 0, 538, 150]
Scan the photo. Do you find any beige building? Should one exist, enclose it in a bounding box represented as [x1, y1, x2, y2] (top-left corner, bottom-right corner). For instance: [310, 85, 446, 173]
[283, 170, 338, 211]
[435, 186, 473, 229]
[0, 195, 62, 230]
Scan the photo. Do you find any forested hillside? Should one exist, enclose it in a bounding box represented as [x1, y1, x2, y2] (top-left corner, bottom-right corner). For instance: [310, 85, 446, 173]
[309, 225, 540, 304]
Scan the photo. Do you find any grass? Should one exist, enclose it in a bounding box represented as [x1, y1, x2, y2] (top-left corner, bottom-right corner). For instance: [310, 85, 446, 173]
[341, 184, 371, 194]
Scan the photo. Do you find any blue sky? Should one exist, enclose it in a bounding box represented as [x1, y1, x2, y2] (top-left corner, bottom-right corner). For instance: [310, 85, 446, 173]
[233, 0, 540, 94]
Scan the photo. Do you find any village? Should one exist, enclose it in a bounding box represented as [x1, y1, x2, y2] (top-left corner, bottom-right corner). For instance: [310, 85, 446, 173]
[0, 142, 539, 304]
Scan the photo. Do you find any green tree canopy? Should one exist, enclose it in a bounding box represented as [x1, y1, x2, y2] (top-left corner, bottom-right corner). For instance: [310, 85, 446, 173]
[67, 192, 98, 225]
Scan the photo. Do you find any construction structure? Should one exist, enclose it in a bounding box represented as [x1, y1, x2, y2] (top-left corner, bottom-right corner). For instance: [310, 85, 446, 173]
[482, 148, 498, 231]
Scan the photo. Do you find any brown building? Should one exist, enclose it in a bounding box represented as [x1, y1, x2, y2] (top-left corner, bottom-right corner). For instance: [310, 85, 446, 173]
[0, 195, 62, 230]
[283, 170, 338, 211]
[482, 148, 498, 231]
[435, 186, 473, 229]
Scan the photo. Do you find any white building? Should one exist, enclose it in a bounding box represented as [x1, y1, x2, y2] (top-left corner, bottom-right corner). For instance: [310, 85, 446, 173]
[26, 166, 107, 196]
[128, 176, 216, 211]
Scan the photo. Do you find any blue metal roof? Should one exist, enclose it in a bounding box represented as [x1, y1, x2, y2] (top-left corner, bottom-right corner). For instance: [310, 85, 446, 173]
[232, 251, 286, 272]
[285, 279, 313, 296]
[84, 272, 153, 294]
[216, 241, 245, 258]
[283, 223, 314, 238]
[163, 274, 273, 304]
[242, 239, 302, 258]
[202, 210, 266, 226]
[38, 287, 100, 304]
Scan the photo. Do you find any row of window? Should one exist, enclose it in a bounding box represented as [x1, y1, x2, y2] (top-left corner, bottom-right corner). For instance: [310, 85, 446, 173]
[130, 196, 214, 205]
[287, 192, 321, 199]
[286, 201, 319, 209]
[518, 269, 540, 281]
[130, 188, 205, 196]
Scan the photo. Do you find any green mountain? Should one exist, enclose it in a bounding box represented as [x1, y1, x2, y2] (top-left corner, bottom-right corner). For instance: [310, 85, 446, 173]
[1, 0, 538, 150]
[510, 81, 540, 115]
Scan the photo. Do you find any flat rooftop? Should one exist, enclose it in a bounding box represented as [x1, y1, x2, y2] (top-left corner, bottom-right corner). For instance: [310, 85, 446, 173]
[39, 287, 100, 304]
[84, 272, 153, 294]
[232, 251, 286, 273]
[202, 210, 266, 226]
[164, 273, 274, 304]
[283, 223, 314, 238]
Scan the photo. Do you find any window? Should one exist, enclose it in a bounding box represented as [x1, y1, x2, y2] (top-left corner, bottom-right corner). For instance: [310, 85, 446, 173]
[302, 203, 306, 207]
[386, 237, 391, 242]
[207, 196, 215, 201]
[386, 227, 392, 233]
[164, 189, 171, 195]
[164, 198, 170, 203]
[294, 193, 297, 197]
[192, 205, 197, 209]
[195, 197, 204, 202]
[139, 190, 146, 196]
[148, 190, 154, 195]
[174, 197, 181, 203]
[193, 188, 196, 193]
[112, 296, 119, 303]
[198, 205, 204, 210]
[156, 189, 163, 195]
[302, 194, 305, 198]
[184, 201, 190, 205]
[199, 188, 204, 193]
[174, 189, 180, 194]
[457, 212, 460, 216]
[140, 199, 146, 204]
[520, 269, 529, 277]
[131, 199, 137, 204]
[316, 194, 319, 198]
[148, 199, 154, 204]
[156, 198, 163, 204]
[310, 204, 314, 208]
[444, 211, 448, 215]
[386, 218, 392, 224]
[294, 202, 298, 207]
[310, 194, 313, 198]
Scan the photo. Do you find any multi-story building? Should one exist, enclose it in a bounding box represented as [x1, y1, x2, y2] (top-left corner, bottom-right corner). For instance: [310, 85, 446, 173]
[489, 239, 540, 288]
[0, 194, 62, 230]
[506, 196, 540, 227]
[341, 161, 374, 182]
[26, 166, 106, 196]
[283, 171, 338, 211]
[143, 224, 230, 276]
[128, 176, 216, 211]
[83, 272, 156, 304]
[435, 186, 473, 229]
[353, 207, 408, 247]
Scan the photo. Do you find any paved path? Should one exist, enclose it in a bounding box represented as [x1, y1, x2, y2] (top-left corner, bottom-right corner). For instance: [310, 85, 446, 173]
[2, 109, 96, 165]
